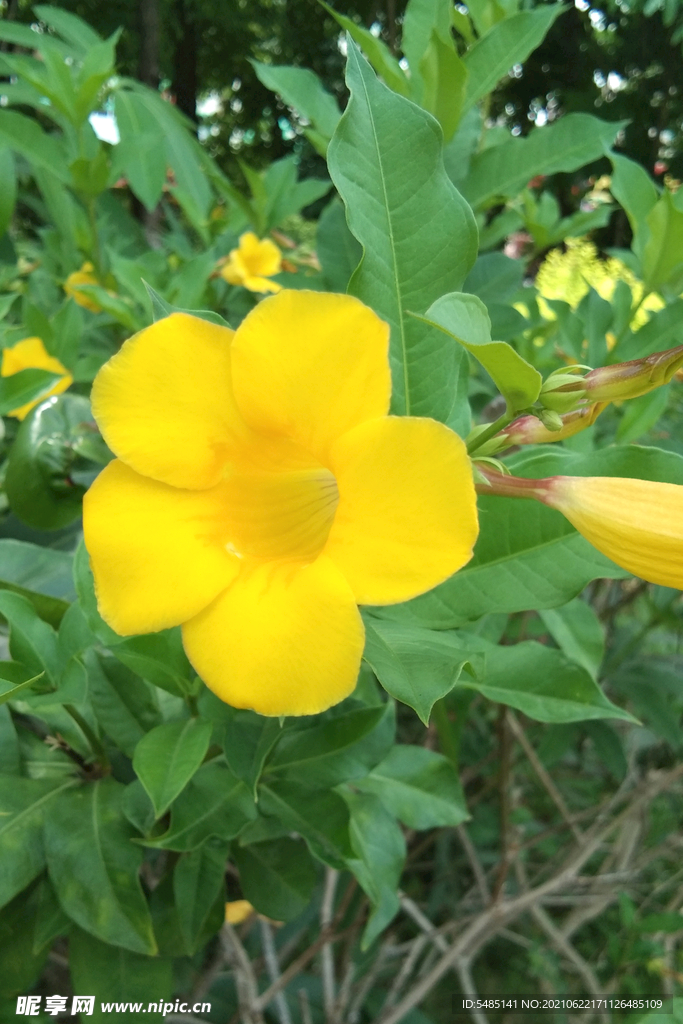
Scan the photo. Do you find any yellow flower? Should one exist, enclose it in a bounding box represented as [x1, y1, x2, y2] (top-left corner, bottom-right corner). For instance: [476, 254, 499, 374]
[64, 261, 103, 313]
[1, 336, 72, 420]
[84, 291, 478, 716]
[545, 475, 683, 589]
[225, 900, 254, 925]
[220, 232, 283, 293]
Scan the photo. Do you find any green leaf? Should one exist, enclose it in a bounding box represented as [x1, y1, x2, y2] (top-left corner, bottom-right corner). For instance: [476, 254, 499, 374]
[0, 590, 60, 685]
[146, 762, 256, 851]
[223, 712, 283, 797]
[0, 110, 70, 182]
[419, 28, 468, 142]
[538, 598, 605, 680]
[609, 152, 658, 257]
[5, 394, 91, 531]
[44, 778, 157, 954]
[464, 252, 524, 305]
[460, 639, 635, 723]
[416, 292, 541, 411]
[401, 0, 451, 101]
[638, 913, 683, 934]
[642, 190, 683, 293]
[142, 280, 231, 328]
[317, 199, 362, 292]
[614, 297, 683, 362]
[134, 718, 213, 819]
[86, 652, 162, 759]
[0, 887, 51, 1000]
[340, 789, 404, 948]
[262, 156, 331, 230]
[113, 91, 166, 211]
[73, 538, 122, 647]
[328, 39, 477, 420]
[0, 775, 75, 909]
[319, 2, 409, 96]
[111, 630, 194, 698]
[463, 114, 627, 208]
[355, 745, 469, 829]
[0, 539, 74, 627]
[69, 927, 173, 1024]
[266, 704, 395, 787]
[0, 368, 62, 417]
[33, 5, 103, 51]
[258, 781, 353, 869]
[363, 618, 483, 723]
[174, 839, 229, 954]
[233, 837, 318, 922]
[0, 707, 19, 775]
[251, 61, 342, 143]
[0, 672, 46, 707]
[462, 5, 565, 114]
[0, 148, 16, 237]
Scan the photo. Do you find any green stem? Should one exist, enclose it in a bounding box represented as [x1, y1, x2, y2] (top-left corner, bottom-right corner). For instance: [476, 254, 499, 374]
[466, 410, 516, 455]
[86, 196, 104, 280]
[65, 704, 110, 771]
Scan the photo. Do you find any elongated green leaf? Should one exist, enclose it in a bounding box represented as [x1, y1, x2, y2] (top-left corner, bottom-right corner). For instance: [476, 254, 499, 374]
[613, 297, 683, 362]
[251, 61, 342, 141]
[0, 148, 15, 237]
[539, 598, 605, 680]
[463, 114, 626, 208]
[401, 0, 451, 101]
[0, 776, 75, 909]
[609, 152, 658, 258]
[0, 672, 45, 707]
[363, 618, 483, 723]
[267, 703, 394, 787]
[234, 837, 318, 922]
[146, 762, 256, 851]
[258, 781, 353, 869]
[69, 927, 173, 1024]
[462, 5, 564, 113]
[328, 39, 477, 419]
[416, 292, 541, 411]
[317, 199, 362, 292]
[143, 280, 231, 328]
[460, 638, 635, 723]
[642, 190, 683, 293]
[319, 2, 409, 96]
[133, 718, 213, 819]
[0, 591, 60, 685]
[0, 110, 70, 181]
[420, 29, 468, 141]
[33, 5, 103, 51]
[86, 653, 161, 759]
[355, 745, 469, 828]
[44, 778, 157, 954]
[223, 712, 283, 797]
[340, 789, 404, 947]
[114, 91, 167, 211]
[173, 840, 229, 954]
[0, 539, 74, 627]
[0, 368, 62, 417]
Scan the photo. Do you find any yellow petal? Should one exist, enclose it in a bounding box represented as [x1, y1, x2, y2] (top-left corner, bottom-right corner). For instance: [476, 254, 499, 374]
[547, 476, 683, 588]
[64, 263, 102, 312]
[182, 556, 364, 716]
[91, 313, 249, 489]
[225, 900, 254, 925]
[230, 291, 391, 461]
[243, 275, 282, 294]
[83, 459, 240, 635]
[1, 336, 72, 419]
[323, 416, 478, 605]
[239, 232, 282, 277]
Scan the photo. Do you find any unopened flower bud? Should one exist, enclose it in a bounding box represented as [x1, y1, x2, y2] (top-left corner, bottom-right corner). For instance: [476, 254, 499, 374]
[584, 343, 683, 401]
[537, 408, 564, 432]
[501, 404, 606, 446]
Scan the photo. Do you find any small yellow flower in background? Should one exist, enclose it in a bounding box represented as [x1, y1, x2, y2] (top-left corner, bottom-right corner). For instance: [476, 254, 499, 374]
[84, 291, 478, 716]
[220, 232, 283, 293]
[1, 336, 72, 419]
[225, 900, 254, 925]
[64, 261, 103, 313]
[534, 238, 664, 329]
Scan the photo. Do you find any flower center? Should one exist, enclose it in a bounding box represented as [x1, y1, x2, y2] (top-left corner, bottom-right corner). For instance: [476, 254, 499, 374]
[220, 437, 339, 563]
